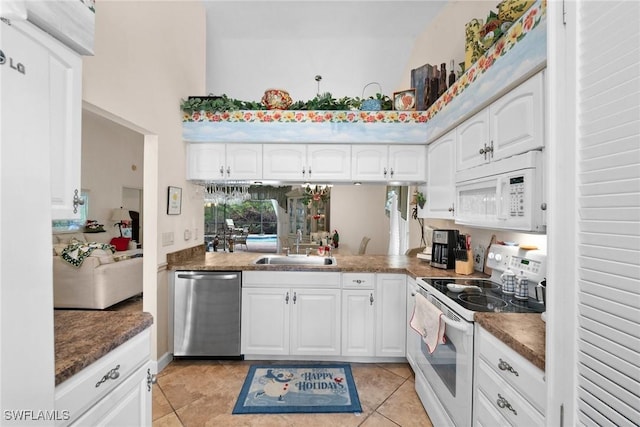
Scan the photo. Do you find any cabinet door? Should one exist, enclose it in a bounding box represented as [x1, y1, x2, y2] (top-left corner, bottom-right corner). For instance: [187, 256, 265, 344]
[490, 72, 544, 161]
[351, 145, 388, 181]
[11, 23, 86, 220]
[186, 143, 226, 180]
[263, 144, 306, 180]
[290, 288, 341, 356]
[425, 131, 456, 218]
[226, 143, 262, 180]
[456, 108, 490, 171]
[388, 145, 426, 182]
[241, 288, 289, 355]
[70, 363, 151, 427]
[375, 274, 407, 357]
[307, 144, 351, 181]
[341, 290, 375, 357]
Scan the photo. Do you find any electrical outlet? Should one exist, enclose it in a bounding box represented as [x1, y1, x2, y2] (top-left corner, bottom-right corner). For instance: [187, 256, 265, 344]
[474, 245, 486, 271]
[184, 229, 191, 241]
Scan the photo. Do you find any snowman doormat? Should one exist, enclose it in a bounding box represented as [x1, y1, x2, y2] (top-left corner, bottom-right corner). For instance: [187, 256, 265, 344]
[232, 364, 362, 414]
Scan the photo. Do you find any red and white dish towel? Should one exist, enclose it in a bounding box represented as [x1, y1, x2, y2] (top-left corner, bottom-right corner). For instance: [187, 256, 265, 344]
[410, 292, 446, 353]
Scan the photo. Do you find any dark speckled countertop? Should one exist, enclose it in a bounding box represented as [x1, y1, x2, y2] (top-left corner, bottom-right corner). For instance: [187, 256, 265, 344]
[167, 247, 545, 366]
[54, 310, 153, 385]
[475, 313, 546, 370]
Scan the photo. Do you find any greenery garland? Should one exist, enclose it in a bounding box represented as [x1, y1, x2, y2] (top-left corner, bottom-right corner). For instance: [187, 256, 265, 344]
[181, 92, 393, 113]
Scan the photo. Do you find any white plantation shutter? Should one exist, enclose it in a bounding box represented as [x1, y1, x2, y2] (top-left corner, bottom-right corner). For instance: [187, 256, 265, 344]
[576, 1, 640, 426]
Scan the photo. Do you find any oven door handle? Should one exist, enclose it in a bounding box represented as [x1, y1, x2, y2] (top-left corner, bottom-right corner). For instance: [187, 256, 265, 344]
[440, 314, 473, 334]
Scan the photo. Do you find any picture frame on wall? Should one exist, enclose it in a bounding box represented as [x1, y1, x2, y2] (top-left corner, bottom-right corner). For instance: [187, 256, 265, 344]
[393, 89, 417, 111]
[167, 186, 182, 215]
[411, 63, 432, 111]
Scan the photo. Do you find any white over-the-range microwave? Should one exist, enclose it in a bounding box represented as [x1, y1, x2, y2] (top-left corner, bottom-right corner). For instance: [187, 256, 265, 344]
[454, 150, 546, 232]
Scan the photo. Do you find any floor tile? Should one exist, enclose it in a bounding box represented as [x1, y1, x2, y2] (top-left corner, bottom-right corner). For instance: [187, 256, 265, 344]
[376, 379, 432, 427]
[350, 364, 406, 410]
[360, 411, 402, 427]
[152, 383, 174, 421]
[152, 412, 183, 427]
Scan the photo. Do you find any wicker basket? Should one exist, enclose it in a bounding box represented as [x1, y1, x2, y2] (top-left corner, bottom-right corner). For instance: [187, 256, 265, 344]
[361, 82, 382, 111]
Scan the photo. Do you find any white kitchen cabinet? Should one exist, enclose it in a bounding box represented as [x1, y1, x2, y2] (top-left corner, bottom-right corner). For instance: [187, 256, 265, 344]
[405, 277, 419, 370]
[241, 271, 341, 357]
[241, 287, 290, 355]
[5, 20, 83, 219]
[352, 145, 426, 182]
[186, 142, 262, 180]
[473, 325, 546, 426]
[55, 330, 153, 427]
[290, 288, 341, 356]
[456, 72, 544, 172]
[263, 144, 351, 181]
[341, 273, 376, 357]
[424, 130, 456, 218]
[375, 274, 407, 357]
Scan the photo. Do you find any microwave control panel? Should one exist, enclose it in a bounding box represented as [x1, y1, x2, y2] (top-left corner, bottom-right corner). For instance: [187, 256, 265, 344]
[509, 176, 525, 217]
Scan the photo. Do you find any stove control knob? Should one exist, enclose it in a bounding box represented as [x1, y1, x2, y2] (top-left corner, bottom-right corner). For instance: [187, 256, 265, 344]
[495, 253, 503, 262]
[488, 252, 495, 260]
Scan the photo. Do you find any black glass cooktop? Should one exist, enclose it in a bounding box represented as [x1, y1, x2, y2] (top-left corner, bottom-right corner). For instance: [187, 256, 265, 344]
[420, 277, 545, 314]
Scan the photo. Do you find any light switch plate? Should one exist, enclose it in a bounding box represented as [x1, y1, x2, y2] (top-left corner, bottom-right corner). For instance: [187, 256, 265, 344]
[474, 246, 486, 271]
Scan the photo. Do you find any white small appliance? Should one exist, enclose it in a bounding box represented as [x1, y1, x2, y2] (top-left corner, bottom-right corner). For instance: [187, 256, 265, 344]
[455, 150, 546, 232]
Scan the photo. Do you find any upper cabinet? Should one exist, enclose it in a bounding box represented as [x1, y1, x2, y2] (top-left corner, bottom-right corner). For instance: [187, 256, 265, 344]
[263, 144, 351, 181]
[2, 20, 83, 220]
[424, 130, 456, 219]
[352, 145, 425, 183]
[456, 72, 545, 172]
[187, 143, 262, 181]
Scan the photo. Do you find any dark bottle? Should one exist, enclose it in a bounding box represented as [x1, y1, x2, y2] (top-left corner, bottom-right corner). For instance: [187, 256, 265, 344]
[439, 63, 447, 95]
[449, 69, 456, 87]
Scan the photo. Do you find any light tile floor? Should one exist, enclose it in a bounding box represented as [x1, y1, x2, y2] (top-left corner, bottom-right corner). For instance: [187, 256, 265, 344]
[152, 360, 433, 427]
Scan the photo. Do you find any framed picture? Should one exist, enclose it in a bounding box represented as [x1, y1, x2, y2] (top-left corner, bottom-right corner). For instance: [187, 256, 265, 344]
[393, 89, 417, 111]
[411, 63, 432, 111]
[167, 186, 182, 215]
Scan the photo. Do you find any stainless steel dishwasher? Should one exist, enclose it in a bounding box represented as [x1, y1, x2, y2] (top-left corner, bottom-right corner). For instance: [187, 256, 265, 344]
[173, 271, 242, 357]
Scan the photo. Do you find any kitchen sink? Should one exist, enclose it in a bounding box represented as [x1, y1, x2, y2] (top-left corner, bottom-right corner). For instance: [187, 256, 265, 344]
[253, 255, 337, 266]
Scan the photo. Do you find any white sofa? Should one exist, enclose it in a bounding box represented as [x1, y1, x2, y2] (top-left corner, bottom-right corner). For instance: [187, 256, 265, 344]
[52, 231, 143, 309]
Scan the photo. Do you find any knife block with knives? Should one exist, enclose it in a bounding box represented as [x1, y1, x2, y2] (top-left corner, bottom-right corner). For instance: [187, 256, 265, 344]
[454, 233, 475, 275]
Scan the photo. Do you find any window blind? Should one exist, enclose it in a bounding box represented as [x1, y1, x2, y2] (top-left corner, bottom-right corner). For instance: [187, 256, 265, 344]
[576, 1, 640, 426]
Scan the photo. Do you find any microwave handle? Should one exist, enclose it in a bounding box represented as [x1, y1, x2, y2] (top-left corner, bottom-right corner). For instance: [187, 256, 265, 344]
[496, 177, 508, 220]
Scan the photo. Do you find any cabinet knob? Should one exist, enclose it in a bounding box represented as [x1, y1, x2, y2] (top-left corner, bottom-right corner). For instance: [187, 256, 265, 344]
[390, 168, 394, 177]
[498, 358, 519, 376]
[293, 291, 297, 304]
[383, 167, 388, 177]
[146, 368, 157, 392]
[73, 189, 85, 214]
[219, 166, 225, 176]
[226, 166, 231, 176]
[496, 393, 518, 415]
[285, 292, 290, 304]
[95, 364, 120, 388]
[370, 293, 374, 305]
[448, 205, 455, 213]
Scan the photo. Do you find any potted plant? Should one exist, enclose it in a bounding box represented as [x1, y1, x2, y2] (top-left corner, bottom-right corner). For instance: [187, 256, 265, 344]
[415, 191, 426, 209]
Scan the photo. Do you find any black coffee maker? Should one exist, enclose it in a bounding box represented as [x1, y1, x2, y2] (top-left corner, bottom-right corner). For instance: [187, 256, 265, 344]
[430, 229, 458, 269]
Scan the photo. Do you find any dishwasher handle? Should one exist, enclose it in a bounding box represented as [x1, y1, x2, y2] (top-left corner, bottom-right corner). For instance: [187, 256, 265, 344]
[176, 272, 239, 280]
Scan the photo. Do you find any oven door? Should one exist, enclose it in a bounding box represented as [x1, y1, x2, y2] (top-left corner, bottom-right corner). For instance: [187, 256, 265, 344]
[410, 289, 474, 427]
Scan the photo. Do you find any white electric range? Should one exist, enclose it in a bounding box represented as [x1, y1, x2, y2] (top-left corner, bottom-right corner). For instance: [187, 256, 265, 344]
[408, 244, 546, 426]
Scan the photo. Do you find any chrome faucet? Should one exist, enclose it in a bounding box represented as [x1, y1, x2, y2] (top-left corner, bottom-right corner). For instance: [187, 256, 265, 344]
[295, 229, 302, 254]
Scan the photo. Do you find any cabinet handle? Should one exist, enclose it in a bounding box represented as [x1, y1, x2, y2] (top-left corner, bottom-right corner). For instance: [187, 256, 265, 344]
[308, 167, 312, 176]
[497, 393, 518, 415]
[285, 292, 289, 304]
[293, 291, 297, 304]
[146, 368, 157, 392]
[488, 140, 494, 158]
[390, 168, 394, 177]
[95, 364, 120, 388]
[498, 358, 519, 376]
[353, 279, 366, 284]
[226, 166, 231, 176]
[383, 167, 388, 177]
[72, 189, 85, 214]
[370, 293, 374, 305]
[219, 166, 225, 177]
[302, 167, 306, 176]
[448, 205, 455, 214]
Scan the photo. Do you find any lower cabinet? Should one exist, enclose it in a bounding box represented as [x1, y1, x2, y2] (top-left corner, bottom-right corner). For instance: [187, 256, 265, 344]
[55, 329, 153, 427]
[241, 272, 341, 357]
[375, 274, 407, 357]
[473, 325, 546, 426]
[242, 271, 407, 360]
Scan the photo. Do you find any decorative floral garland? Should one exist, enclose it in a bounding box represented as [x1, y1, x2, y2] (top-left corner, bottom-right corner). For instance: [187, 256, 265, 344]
[182, 0, 545, 125]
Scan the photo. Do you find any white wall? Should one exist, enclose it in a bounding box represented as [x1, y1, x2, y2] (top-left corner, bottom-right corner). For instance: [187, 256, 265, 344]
[81, 110, 144, 233]
[330, 185, 389, 255]
[81, 0, 206, 360]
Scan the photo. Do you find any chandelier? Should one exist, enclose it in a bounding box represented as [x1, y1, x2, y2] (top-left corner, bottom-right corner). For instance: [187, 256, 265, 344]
[301, 184, 330, 207]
